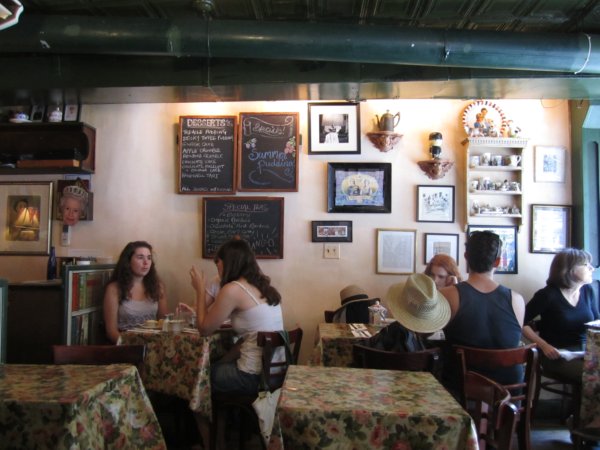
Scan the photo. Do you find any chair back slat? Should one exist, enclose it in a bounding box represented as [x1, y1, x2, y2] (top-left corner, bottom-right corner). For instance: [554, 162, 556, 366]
[257, 328, 303, 391]
[352, 344, 441, 377]
[52, 344, 146, 370]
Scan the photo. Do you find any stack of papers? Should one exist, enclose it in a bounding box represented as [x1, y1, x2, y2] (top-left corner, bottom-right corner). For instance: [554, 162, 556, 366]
[349, 323, 372, 338]
[557, 349, 584, 361]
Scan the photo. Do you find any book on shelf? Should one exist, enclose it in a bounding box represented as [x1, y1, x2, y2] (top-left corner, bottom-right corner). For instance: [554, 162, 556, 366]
[71, 272, 80, 311]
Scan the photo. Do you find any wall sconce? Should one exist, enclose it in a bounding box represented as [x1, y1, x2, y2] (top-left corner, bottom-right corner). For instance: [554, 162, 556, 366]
[417, 132, 454, 180]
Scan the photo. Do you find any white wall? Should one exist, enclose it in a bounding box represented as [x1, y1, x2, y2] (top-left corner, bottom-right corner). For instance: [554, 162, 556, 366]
[0, 99, 572, 362]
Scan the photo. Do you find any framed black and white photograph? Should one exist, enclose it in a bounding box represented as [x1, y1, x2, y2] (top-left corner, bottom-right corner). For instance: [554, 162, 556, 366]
[417, 185, 455, 223]
[376, 228, 416, 274]
[424, 233, 459, 264]
[311, 220, 353, 242]
[63, 104, 81, 122]
[308, 102, 360, 155]
[467, 225, 518, 274]
[531, 204, 571, 253]
[327, 162, 391, 213]
[535, 145, 566, 183]
[0, 182, 53, 255]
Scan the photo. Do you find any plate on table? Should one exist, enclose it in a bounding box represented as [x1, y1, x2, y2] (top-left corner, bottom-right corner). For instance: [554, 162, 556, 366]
[140, 321, 161, 330]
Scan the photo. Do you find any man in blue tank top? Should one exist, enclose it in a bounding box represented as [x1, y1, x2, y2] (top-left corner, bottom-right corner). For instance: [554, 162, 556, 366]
[440, 231, 525, 388]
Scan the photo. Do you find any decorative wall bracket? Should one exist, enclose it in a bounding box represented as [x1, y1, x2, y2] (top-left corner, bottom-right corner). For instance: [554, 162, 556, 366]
[366, 131, 403, 152]
[417, 159, 454, 180]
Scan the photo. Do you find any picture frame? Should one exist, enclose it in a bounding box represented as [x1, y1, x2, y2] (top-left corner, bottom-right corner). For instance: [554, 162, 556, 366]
[424, 233, 459, 264]
[376, 228, 416, 274]
[416, 185, 455, 223]
[29, 104, 45, 122]
[63, 104, 81, 122]
[467, 225, 518, 274]
[0, 182, 53, 255]
[327, 162, 391, 213]
[530, 204, 571, 253]
[308, 102, 361, 155]
[534, 145, 566, 183]
[54, 179, 93, 222]
[311, 220, 353, 243]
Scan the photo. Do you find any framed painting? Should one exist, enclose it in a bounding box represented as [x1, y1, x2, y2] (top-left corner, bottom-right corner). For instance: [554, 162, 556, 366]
[534, 145, 566, 183]
[376, 228, 416, 274]
[0, 182, 53, 255]
[327, 162, 391, 213]
[63, 104, 81, 122]
[417, 185, 455, 223]
[530, 204, 571, 253]
[308, 102, 361, 155]
[311, 220, 353, 242]
[467, 225, 518, 274]
[424, 233, 459, 264]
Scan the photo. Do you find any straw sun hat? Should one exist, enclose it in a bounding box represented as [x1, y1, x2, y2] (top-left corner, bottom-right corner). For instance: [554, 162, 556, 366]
[386, 273, 450, 333]
[339, 284, 378, 305]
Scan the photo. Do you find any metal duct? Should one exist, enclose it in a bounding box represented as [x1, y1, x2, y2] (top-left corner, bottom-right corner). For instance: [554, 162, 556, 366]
[1, 16, 598, 74]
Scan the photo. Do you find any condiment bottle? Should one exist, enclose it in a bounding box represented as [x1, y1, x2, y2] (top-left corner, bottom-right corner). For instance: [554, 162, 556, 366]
[368, 301, 387, 325]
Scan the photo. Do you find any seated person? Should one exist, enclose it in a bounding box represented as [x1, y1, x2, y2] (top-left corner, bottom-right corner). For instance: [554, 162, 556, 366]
[424, 254, 462, 290]
[440, 231, 525, 388]
[103, 241, 168, 343]
[332, 285, 377, 323]
[368, 273, 450, 353]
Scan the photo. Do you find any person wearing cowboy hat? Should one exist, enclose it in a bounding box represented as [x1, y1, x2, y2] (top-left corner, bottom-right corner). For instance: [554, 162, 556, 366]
[333, 285, 378, 324]
[367, 273, 451, 353]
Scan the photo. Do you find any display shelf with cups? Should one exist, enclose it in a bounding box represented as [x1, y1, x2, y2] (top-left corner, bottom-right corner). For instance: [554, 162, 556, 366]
[465, 137, 528, 229]
[63, 264, 115, 345]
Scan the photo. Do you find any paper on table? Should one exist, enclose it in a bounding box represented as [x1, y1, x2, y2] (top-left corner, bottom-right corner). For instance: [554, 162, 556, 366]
[557, 349, 584, 361]
[351, 329, 372, 338]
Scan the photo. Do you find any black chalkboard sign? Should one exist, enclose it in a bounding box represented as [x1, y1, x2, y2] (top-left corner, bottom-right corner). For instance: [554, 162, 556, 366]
[178, 116, 237, 194]
[203, 197, 284, 259]
[238, 112, 299, 192]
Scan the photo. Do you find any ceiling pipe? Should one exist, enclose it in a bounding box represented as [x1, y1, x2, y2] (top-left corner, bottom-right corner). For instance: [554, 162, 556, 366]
[1, 16, 598, 74]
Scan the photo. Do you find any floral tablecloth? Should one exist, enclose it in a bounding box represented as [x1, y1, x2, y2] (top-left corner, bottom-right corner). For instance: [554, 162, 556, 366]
[308, 323, 380, 367]
[580, 328, 600, 428]
[120, 328, 233, 419]
[276, 365, 479, 450]
[0, 363, 166, 450]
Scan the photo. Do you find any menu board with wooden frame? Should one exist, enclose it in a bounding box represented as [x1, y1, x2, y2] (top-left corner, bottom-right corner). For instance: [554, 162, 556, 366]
[178, 116, 237, 194]
[238, 112, 299, 192]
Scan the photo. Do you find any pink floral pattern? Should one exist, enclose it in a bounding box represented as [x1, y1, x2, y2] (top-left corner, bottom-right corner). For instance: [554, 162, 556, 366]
[580, 328, 600, 427]
[276, 365, 479, 450]
[308, 323, 379, 367]
[0, 364, 166, 449]
[120, 329, 233, 419]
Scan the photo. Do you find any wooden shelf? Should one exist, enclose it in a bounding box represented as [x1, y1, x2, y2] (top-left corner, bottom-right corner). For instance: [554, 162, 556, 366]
[470, 190, 521, 195]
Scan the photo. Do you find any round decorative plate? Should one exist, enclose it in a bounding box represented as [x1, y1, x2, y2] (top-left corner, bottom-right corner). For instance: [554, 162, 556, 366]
[462, 100, 507, 137]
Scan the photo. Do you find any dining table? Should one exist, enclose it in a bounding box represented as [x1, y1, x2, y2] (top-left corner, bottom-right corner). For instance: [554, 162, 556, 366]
[580, 326, 600, 428]
[275, 365, 479, 450]
[0, 363, 166, 449]
[308, 322, 381, 367]
[119, 326, 234, 420]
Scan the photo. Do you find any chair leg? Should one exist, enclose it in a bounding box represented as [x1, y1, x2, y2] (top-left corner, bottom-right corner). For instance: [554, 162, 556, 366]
[517, 416, 531, 450]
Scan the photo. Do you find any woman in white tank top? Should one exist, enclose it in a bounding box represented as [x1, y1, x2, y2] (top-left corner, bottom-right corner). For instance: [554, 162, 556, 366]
[190, 238, 284, 395]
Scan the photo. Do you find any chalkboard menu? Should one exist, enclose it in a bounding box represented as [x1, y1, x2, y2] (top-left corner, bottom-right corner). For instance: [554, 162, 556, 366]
[238, 112, 299, 192]
[178, 116, 237, 194]
[203, 197, 284, 259]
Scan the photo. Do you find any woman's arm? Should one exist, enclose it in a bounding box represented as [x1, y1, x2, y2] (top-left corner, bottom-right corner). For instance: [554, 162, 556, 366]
[103, 282, 121, 344]
[191, 266, 236, 335]
[157, 282, 168, 319]
[522, 324, 560, 359]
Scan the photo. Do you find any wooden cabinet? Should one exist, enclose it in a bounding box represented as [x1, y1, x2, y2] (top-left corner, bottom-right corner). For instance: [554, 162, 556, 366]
[0, 122, 96, 174]
[465, 137, 528, 229]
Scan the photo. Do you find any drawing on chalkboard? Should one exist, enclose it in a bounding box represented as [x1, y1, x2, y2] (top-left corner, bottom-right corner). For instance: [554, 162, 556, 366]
[202, 197, 284, 259]
[178, 116, 237, 194]
[308, 102, 361, 155]
[238, 113, 299, 192]
[327, 163, 391, 213]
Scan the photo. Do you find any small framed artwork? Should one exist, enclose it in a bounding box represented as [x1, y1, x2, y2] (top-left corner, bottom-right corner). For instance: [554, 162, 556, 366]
[327, 162, 391, 213]
[308, 102, 361, 155]
[63, 104, 81, 122]
[0, 182, 53, 255]
[531, 204, 571, 253]
[311, 220, 353, 242]
[467, 225, 518, 274]
[29, 104, 45, 122]
[416, 185, 455, 223]
[535, 146, 566, 183]
[376, 228, 416, 274]
[424, 233, 459, 264]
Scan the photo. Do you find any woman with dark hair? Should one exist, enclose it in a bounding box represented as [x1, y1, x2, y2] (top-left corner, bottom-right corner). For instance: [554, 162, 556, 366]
[190, 238, 283, 395]
[103, 241, 168, 343]
[522, 248, 599, 384]
[424, 253, 462, 290]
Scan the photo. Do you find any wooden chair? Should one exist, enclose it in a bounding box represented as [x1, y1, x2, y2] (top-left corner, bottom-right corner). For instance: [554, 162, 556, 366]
[352, 344, 442, 378]
[463, 370, 519, 450]
[52, 344, 146, 370]
[211, 328, 303, 450]
[455, 344, 538, 450]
